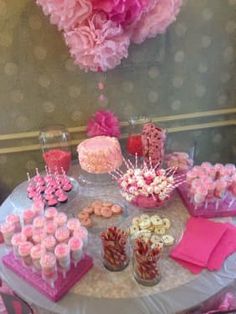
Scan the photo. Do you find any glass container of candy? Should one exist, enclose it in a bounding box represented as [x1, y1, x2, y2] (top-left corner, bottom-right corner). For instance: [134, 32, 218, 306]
[39, 125, 71, 174]
[126, 116, 151, 157]
[132, 239, 161, 286]
[100, 226, 129, 271]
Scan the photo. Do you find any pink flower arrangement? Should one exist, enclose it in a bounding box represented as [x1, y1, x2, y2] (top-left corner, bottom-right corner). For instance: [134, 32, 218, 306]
[86, 109, 121, 137]
[36, 0, 182, 72]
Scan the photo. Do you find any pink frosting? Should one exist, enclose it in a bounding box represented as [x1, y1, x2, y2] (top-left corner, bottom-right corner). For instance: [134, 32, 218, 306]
[18, 241, 33, 257]
[21, 225, 33, 239]
[45, 207, 58, 220]
[55, 226, 70, 242]
[33, 216, 46, 229]
[67, 218, 81, 232]
[131, 0, 182, 44]
[77, 136, 123, 173]
[69, 237, 83, 251]
[36, 0, 92, 31]
[31, 244, 45, 259]
[40, 252, 56, 268]
[55, 212, 67, 226]
[43, 235, 56, 250]
[11, 233, 26, 246]
[0, 222, 15, 234]
[64, 12, 130, 72]
[54, 243, 70, 258]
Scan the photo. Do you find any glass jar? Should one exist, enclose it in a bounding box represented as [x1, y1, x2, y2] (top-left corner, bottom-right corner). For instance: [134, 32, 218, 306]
[133, 247, 161, 286]
[39, 125, 71, 174]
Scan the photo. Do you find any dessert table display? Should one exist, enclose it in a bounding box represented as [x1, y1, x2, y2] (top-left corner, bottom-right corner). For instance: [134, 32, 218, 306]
[1, 165, 236, 314]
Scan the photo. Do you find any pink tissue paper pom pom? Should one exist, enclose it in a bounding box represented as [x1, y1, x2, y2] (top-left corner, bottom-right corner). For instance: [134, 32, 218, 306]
[131, 0, 183, 44]
[92, 0, 149, 27]
[64, 12, 130, 72]
[36, 0, 92, 31]
[87, 109, 121, 138]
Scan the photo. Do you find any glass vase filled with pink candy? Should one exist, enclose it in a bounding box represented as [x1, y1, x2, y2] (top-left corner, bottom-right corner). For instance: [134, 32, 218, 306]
[39, 125, 71, 174]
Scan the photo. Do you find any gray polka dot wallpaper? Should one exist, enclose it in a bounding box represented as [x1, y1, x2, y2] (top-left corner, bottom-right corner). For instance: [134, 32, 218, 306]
[0, 0, 235, 202]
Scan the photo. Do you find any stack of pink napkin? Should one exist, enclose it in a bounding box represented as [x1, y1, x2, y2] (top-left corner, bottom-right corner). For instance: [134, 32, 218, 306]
[170, 217, 236, 274]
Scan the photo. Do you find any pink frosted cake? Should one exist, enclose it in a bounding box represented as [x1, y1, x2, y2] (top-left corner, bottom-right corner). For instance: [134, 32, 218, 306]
[77, 136, 123, 174]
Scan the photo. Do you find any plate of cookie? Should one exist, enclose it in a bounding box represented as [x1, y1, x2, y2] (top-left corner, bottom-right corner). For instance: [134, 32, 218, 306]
[75, 195, 128, 233]
[128, 214, 181, 253]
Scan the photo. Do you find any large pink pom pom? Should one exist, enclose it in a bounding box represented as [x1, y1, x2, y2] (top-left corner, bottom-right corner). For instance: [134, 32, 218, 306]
[64, 12, 130, 72]
[36, 0, 92, 31]
[87, 110, 121, 138]
[131, 0, 183, 44]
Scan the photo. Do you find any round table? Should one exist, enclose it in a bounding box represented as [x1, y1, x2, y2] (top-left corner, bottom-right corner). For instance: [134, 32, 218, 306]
[1, 165, 236, 314]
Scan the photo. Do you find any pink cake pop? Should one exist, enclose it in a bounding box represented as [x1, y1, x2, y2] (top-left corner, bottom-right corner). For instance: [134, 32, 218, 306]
[67, 218, 81, 235]
[68, 237, 83, 266]
[6, 214, 21, 232]
[23, 209, 35, 225]
[18, 241, 33, 267]
[31, 244, 45, 271]
[54, 243, 70, 277]
[55, 226, 70, 243]
[33, 216, 46, 229]
[11, 233, 27, 256]
[55, 212, 67, 227]
[45, 207, 58, 221]
[40, 253, 57, 287]
[0, 222, 15, 246]
[21, 225, 33, 242]
[43, 235, 56, 252]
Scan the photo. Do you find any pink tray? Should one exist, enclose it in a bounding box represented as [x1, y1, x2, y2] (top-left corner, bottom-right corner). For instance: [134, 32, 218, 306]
[178, 184, 236, 218]
[2, 252, 93, 302]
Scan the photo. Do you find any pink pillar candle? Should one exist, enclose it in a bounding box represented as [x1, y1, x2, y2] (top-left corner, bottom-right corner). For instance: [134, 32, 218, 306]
[18, 241, 33, 267]
[55, 226, 70, 244]
[54, 243, 71, 270]
[55, 212, 67, 227]
[31, 244, 45, 271]
[23, 209, 35, 225]
[45, 207, 58, 221]
[11, 233, 27, 256]
[68, 237, 83, 263]
[21, 225, 34, 242]
[42, 235, 56, 252]
[6, 214, 21, 232]
[67, 218, 81, 235]
[0, 222, 15, 246]
[33, 216, 46, 229]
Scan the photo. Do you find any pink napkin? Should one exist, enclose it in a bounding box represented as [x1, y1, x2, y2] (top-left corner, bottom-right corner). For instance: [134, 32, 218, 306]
[170, 217, 236, 273]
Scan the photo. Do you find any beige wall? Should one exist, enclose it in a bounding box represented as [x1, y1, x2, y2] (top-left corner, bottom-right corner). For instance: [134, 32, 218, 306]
[0, 0, 236, 202]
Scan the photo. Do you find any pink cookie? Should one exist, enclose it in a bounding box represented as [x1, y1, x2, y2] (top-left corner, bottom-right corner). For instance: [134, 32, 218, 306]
[78, 212, 90, 220]
[101, 207, 112, 218]
[80, 217, 92, 228]
[111, 204, 123, 215]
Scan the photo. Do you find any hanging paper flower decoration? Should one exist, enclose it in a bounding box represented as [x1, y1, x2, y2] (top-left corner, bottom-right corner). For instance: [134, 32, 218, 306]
[36, 0, 183, 72]
[87, 109, 121, 137]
